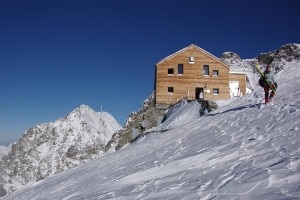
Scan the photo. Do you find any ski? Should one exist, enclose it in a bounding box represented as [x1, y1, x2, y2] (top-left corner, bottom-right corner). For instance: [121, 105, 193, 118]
[255, 64, 276, 94]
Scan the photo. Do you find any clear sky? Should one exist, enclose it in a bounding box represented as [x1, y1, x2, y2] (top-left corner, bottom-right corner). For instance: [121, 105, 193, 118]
[0, 0, 299, 145]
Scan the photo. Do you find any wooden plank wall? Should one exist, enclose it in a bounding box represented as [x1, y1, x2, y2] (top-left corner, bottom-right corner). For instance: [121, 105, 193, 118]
[155, 46, 231, 105]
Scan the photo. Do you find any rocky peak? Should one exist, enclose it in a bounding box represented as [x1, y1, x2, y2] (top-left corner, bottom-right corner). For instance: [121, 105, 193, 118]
[220, 51, 242, 65]
[275, 43, 300, 61]
[257, 43, 300, 65]
[77, 104, 94, 114]
[0, 105, 121, 197]
[67, 104, 93, 119]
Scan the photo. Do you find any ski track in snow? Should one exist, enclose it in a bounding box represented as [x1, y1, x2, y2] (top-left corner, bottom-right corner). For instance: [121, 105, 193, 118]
[2, 61, 300, 199]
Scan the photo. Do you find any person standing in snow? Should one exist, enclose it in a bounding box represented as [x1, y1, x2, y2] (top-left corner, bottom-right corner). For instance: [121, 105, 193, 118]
[199, 89, 204, 100]
[263, 65, 277, 104]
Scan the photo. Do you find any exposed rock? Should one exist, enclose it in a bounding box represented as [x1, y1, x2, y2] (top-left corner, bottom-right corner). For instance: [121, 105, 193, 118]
[257, 43, 300, 65]
[0, 185, 7, 197]
[106, 93, 165, 151]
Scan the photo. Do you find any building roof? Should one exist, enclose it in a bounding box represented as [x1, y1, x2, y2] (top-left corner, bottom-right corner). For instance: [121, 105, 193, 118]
[156, 44, 230, 69]
[229, 71, 246, 74]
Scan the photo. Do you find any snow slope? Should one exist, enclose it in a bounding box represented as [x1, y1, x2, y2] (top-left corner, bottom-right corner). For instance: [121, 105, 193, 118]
[2, 61, 300, 199]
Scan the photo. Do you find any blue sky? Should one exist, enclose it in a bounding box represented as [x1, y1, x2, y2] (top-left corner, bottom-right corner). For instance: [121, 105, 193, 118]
[0, 0, 299, 145]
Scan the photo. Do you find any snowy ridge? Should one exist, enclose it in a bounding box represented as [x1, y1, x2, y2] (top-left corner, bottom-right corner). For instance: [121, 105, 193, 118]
[158, 100, 202, 130]
[0, 105, 121, 196]
[2, 52, 300, 199]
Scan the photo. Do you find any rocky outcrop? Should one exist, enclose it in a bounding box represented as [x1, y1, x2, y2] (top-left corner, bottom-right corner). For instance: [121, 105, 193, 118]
[106, 93, 166, 151]
[257, 43, 300, 65]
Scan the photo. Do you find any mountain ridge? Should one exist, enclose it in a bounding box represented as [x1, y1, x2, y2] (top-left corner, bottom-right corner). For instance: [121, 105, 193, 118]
[0, 104, 121, 196]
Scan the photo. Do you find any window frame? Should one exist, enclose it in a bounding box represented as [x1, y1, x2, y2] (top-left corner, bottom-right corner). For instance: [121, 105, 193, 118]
[178, 64, 184, 75]
[213, 88, 219, 95]
[167, 87, 174, 93]
[213, 70, 219, 76]
[203, 65, 209, 76]
[168, 68, 174, 75]
[189, 56, 194, 64]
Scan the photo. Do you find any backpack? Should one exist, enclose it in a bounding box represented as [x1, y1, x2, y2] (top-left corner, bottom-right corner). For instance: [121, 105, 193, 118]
[258, 76, 266, 87]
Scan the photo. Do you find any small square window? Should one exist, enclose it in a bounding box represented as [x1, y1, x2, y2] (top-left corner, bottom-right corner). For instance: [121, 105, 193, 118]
[178, 64, 183, 75]
[213, 70, 219, 76]
[168, 87, 174, 93]
[213, 88, 219, 95]
[203, 65, 209, 75]
[168, 68, 174, 75]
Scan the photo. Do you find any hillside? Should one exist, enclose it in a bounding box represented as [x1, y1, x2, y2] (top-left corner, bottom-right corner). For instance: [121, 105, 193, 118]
[2, 53, 299, 199]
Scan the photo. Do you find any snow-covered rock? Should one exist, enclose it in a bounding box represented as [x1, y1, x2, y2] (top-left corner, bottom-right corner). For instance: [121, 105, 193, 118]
[0, 146, 10, 160]
[221, 51, 242, 65]
[0, 105, 121, 196]
[257, 43, 300, 64]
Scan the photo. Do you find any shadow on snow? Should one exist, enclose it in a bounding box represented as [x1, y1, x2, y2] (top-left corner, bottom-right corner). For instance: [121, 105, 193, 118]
[206, 104, 261, 117]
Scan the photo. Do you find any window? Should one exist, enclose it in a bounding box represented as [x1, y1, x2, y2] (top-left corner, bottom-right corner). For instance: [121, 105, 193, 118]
[168, 68, 174, 75]
[178, 64, 183, 75]
[168, 87, 174, 93]
[213, 88, 219, 95]
[189, 56, 194, 64]
[203, 65, 209, 75]
[213, 70, 219, 76]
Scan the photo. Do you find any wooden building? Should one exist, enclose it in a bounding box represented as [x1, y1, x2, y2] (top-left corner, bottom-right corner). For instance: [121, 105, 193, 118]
[154, 44, 246, 107]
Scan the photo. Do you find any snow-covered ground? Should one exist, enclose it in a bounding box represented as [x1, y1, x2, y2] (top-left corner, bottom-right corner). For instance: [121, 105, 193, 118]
[2, 61, 300, 199]
[0, 146, 10, 159]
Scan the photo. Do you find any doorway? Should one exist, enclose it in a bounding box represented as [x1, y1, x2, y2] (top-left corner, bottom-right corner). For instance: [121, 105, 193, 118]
[195, 87, 204, 100]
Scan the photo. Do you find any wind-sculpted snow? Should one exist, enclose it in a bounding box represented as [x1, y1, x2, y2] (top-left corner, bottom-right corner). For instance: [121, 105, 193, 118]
[2, 58, 299, 199]
[159, 100, 202, 130]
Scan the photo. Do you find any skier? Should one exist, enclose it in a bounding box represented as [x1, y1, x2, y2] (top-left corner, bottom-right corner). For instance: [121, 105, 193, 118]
[262, 65, 277, 104]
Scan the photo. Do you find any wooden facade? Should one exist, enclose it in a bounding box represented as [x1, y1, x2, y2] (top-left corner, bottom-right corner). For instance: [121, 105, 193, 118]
[154, 44, 246, 107]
